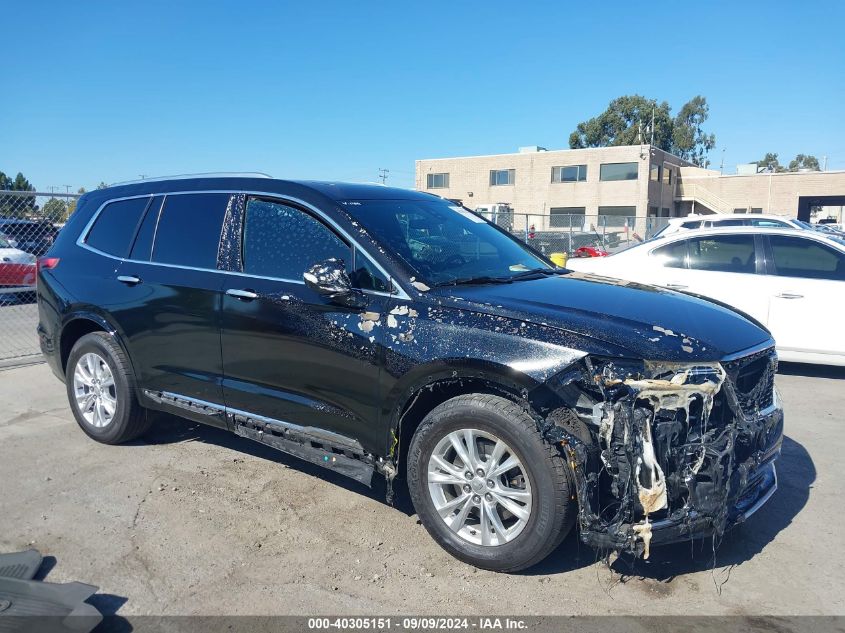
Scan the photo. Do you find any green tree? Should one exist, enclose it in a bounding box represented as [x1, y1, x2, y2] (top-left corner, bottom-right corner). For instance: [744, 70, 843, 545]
[788, 154, 820, 172]
[0, 170, 37, 218]
[41, 197, 69, 222]
[569, 95, 674, 151]
[96, 181, 108, 190]
[65, 188, 86, 219]
[568, 95, 716, 167]
[671, 96, 716, 167]
[755, 153, 786, 173]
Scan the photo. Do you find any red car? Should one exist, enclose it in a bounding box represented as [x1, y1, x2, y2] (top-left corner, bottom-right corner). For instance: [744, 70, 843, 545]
[573, 245, 609, 258]
[0, 235, 37, 290]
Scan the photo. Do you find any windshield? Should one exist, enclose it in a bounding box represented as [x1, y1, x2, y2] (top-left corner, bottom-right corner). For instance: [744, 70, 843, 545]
[345, 198, 551, 285]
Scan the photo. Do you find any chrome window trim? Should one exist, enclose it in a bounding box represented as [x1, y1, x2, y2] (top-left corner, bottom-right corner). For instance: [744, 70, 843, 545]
[76, 189, 411, 301]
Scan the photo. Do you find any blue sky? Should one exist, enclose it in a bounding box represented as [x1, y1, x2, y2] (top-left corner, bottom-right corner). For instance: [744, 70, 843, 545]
[3, 1, 844, 192]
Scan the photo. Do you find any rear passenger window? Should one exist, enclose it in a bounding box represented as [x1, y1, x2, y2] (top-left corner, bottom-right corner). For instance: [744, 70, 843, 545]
[243, 199, 349, 280]
[152, 194, 230, 269]
[688, 235, 757, 273]
[85, 197, 151, 257]
[651, 241, 687, 268]
[769, 236, 845, 280]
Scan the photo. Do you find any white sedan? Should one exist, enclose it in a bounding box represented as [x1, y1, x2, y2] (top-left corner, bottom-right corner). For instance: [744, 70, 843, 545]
[566, 227, 845, 365]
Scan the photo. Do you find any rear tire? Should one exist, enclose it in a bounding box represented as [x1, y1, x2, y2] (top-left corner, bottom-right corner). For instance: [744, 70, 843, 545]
[66, 332, 151, 444]
[407, 394, 575, 572]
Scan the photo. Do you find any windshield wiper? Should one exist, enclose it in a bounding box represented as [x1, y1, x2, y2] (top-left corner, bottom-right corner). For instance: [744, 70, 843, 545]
[506, 267, 560, 280]
[434, 275, 514, 287]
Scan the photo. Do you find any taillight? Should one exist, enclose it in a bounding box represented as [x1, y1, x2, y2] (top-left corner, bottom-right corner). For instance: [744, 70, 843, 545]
[36, 257, 59, 291]
[36, 257, 60, 281]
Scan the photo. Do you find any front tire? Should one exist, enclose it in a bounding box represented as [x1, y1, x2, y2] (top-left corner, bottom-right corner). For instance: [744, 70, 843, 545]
[407, 394, 575, 572]
[66, 332, 150, 444]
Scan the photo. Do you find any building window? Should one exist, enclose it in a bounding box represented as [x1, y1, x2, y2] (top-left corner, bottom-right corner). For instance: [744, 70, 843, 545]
[650, 164, 661, 182]
[751, 208, 763, 214]
[733, 208, 748, 214]
[551, 165, 587, 183]
[648, 206, 659, 217]
[549, 207, 586, 227]
[489, 169, 515, 186]
[663, 166, 673, 185]
[598, 205, 636, 227]
[426, 173, 449, 189]
[599, 162, 638, 181]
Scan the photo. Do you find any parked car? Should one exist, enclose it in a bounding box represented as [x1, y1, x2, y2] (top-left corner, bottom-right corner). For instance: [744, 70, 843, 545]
[566, 226, 845, 365]
[38, 177, 782, 571]
[0, 218, 59, 256]
[0, 234, 37, 292]
[527, 230, 613, 255]
[649, 213, 805, 240]
[572, 245, 609, 258]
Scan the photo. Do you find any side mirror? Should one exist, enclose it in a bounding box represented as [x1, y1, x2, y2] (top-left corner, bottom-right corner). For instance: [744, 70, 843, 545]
[303, 258, 366, 308]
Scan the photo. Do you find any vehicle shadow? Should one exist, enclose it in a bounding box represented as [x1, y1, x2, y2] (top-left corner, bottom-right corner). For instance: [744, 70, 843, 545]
[134, 415, 814, 582]
[524, 435, 814, 580]
[133, 411, 396, 505]
[778, 361, 845, 379]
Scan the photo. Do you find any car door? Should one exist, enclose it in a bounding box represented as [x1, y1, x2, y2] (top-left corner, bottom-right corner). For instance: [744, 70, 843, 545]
[762, 234, 845, 356]
[648, 234, 771, 324]
[219, 196, 391, 452]
[108, 192, 232, 413]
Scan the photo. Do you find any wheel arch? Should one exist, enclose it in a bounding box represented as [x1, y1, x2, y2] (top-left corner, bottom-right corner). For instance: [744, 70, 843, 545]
[385, 362, 542, 482]
[59, 312, 137, 381]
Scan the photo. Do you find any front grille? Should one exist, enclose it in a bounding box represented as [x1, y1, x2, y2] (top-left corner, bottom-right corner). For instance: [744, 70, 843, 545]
[722, 346, 777, 416]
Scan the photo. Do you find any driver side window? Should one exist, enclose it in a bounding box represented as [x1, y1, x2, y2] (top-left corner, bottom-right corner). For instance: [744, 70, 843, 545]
[243, 199, 349, 280]
[242, 198, 389, 291]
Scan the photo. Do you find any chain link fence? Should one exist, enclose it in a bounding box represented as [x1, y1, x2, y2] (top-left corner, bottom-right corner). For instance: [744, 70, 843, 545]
[1, 191, 79, 366]
[484, 212, 671, 257]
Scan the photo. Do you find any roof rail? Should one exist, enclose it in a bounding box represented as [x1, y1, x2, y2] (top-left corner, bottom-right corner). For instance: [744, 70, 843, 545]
[110, 172, 273, 187]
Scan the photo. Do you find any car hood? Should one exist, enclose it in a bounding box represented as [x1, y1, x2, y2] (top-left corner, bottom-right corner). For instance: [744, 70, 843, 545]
[434, 271, 772, 361]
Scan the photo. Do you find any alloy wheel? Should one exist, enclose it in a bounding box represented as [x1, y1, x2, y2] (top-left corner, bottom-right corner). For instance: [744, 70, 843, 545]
[72, 352, 117, 428]
[427, 428, 532, 546]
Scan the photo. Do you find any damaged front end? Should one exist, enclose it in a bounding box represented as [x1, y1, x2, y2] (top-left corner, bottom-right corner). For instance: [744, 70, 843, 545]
[541, 344, 783, 559]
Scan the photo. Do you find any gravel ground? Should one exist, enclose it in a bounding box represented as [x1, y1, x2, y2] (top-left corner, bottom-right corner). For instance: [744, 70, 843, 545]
[0, 361, 842, 616]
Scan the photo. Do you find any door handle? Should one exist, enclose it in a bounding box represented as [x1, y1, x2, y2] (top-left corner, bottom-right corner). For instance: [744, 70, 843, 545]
[775, 293, 803, 299]
[117, 275, 141, 285]
[226, 288, 259, 300]
[666, 283, 688, 289]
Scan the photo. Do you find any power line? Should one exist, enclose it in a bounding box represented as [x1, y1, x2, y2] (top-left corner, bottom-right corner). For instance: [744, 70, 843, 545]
[378, 168, 389, 184]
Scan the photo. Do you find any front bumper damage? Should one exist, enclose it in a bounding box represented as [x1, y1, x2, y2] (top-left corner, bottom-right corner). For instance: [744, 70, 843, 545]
[538, 345, 783, 558]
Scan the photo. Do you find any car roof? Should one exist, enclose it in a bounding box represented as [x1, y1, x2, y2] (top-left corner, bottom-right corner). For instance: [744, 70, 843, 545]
[672, 213, 797, 223]
[643, 225, 845, 248]
[83, 177, 436, 206]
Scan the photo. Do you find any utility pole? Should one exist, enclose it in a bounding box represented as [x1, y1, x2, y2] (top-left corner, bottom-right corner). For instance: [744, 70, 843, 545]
[720, 148, 726, 174]
[650, 106, 655, 146]
[138, 174, 148, 180]
[378, 168, 389, 184]
[822, 156, 828, 171]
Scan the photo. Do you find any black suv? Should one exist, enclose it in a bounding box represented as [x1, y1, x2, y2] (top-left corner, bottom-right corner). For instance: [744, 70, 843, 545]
[37, 176, 783, 571]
